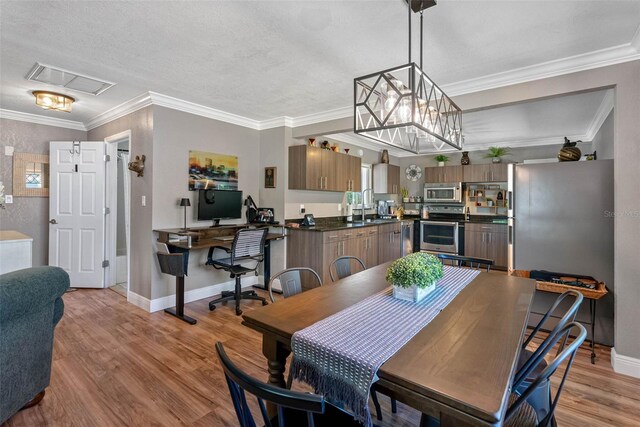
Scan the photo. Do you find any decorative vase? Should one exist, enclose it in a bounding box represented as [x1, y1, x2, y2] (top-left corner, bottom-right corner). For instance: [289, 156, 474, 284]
[438, 161, 445, 167]
[381, 149, 390, 164]
[308, 138, 315, 147]
[492, 157, 501, 164]
[558, 137, 582, 162]
[461, 151, 470, 165]
[392, 283, 436, 303]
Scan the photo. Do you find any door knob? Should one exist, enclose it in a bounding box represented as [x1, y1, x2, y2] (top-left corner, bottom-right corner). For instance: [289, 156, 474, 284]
[49, 219, 58, 224]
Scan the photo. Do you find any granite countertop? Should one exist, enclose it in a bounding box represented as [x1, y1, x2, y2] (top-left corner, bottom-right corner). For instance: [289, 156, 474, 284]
[286, 218, 410, 232]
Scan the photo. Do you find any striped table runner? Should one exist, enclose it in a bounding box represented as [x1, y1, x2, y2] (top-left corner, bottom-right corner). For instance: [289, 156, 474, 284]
[289, 266, 481, 426]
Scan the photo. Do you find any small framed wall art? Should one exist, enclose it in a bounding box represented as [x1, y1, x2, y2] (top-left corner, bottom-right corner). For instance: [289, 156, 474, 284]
[264, 167, 277, 188]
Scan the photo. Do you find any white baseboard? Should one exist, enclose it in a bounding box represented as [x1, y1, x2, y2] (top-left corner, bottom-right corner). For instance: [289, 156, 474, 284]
[611, 347, 640, 378]
[148, 276, 260, 313]
[127, 290, 151, 312]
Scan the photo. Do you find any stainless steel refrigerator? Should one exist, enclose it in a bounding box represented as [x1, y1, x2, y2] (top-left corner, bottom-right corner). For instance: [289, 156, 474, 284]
[508, 160, 614, 345]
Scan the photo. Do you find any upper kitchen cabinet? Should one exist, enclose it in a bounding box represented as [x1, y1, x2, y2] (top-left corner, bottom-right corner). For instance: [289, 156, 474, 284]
[288, 145, 361, 192]
[373, 164, 400, 194]
[424, 165, 463, 183]
[463, 163, 508, 182]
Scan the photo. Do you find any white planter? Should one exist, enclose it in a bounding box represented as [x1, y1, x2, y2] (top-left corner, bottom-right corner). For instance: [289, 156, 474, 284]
[392, 283, 436, 303]
[438, 162, 445, 167]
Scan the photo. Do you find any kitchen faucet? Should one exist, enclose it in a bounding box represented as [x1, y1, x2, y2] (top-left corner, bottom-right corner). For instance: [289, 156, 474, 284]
[361, 188, 373, 222]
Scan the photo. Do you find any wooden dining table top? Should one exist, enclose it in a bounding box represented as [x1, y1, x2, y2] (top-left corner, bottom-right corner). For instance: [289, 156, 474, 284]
[242, 263, 536, 426]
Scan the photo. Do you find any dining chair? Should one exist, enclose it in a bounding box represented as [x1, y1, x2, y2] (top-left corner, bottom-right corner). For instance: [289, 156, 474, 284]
[329, 256, 366, 282]
[515, 290, 583, 421]
[436, 253, 494, 272]
[505, 322, 586, 427]
[267, 267, 323, 303]
[207, 228, 268, 316]
[215, 342, 362, 427]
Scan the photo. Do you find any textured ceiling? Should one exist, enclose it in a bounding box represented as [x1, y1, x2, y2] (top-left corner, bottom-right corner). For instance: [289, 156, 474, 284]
[1, 1, 639, 125]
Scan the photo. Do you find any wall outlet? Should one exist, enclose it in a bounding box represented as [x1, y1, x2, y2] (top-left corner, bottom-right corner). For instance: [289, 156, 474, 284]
[141, 195, 146, 206]
[4, 146, 14, 156]
[299, 204, 305, 214]
[5, 195, 13, 204]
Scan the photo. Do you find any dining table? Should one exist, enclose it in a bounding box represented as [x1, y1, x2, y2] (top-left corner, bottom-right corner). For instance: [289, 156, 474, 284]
[241, 262, 536, 426]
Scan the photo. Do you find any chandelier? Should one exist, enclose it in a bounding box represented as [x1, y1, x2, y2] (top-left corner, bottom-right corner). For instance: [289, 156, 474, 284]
[354, 0, 463, 153]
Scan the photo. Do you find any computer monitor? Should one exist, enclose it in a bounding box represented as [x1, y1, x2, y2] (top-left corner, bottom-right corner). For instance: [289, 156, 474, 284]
[197, 189, 243, 226]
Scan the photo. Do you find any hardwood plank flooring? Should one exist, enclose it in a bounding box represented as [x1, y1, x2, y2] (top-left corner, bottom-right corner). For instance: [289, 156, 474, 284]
[4, 288, 640, 427]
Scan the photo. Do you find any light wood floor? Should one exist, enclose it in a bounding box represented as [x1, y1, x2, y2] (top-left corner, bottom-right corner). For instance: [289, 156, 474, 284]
[4, 288, 640, 427]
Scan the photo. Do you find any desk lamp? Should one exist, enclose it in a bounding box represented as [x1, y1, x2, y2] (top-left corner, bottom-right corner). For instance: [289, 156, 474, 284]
[179, 198, 191, 230]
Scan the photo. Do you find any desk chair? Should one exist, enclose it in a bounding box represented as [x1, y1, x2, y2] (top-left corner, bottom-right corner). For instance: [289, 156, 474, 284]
[329, 256, 366, 282]
[215, 342, 362, 427]
[207, 228, 268, 316]
[437, 253, 494, 272]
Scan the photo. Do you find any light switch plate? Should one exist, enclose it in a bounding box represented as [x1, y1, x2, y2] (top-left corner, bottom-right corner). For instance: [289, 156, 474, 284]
[141, 195, 146, 206]
[5, 195, 13, 204]
[4, 146, 14, 156]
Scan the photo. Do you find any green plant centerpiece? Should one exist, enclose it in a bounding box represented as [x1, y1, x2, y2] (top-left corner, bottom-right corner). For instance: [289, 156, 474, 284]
[484, 146, 511, 163]
[386, 252, 444, 302]
[434, 154, 449, 167]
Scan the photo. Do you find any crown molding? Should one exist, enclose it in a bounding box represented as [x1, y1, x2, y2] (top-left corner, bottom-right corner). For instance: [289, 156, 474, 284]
[85, 92, 152, 131]
[289, 106, 353, 128]
[0, 108, 87, 131]
[630, 24, 640, 52]
[584, 90, 614, 141]
[258, 116, 293, 130]
[442, 42, 640, 98]
[148, 91, 262, 130]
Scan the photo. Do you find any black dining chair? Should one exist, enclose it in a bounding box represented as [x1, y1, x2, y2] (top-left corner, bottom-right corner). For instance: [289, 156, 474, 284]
[515, 290, 583, 420]
[436, 253, 494, 272]
[215, 342, 362, 427]
[329, 256, 366, 282]
[207, 228, 268, 316]
[267, 267, 323, 303]
[505, 322, 586, 427]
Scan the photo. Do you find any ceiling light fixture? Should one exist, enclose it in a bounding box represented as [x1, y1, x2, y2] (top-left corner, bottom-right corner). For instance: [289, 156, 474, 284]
[32, 91, 75, 113]
[354, 0, 463, 154]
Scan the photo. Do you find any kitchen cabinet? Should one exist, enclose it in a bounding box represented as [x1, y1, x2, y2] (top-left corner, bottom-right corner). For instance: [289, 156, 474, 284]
[463, 164, 508, 183]
[464, 223, 508, 269]
[288, 146, 361, 192]
[424, 165, 463, 183]
[378, 222, 402, 264]
[373, 164, 400, 194]
[354, 226, 378, 268]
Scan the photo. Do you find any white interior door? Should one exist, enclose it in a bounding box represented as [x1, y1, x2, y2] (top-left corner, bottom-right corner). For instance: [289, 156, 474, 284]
[49, 141, 106, 288]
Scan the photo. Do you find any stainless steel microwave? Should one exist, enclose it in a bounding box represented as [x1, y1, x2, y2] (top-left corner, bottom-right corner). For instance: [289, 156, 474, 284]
[424, 182, 462, 204]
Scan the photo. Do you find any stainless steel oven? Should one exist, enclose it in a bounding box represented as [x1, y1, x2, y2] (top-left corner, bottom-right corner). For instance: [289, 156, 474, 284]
[424, 182, 462, 204]
[420, 220, 459, 254]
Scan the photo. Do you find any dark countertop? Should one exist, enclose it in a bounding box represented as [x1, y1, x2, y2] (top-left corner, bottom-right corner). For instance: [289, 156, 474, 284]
[286, 218, 411, 232]
[398, 215, 508, 224]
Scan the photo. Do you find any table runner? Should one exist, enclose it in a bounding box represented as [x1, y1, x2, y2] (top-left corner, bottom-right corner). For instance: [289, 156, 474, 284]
[289, 266, 481, 426]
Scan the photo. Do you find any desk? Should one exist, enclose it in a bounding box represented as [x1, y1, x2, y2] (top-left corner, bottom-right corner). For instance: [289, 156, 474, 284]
[242, 263, 536, 426]
[155, 225, 285, 289]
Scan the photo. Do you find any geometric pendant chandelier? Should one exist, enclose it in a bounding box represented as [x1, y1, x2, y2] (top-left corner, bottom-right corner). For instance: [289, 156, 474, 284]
[354, 0, 463, 154]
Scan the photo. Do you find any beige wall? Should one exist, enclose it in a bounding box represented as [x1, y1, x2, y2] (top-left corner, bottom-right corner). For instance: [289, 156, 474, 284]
[0, 119, 87, 266]
[88, 107, 154, 299]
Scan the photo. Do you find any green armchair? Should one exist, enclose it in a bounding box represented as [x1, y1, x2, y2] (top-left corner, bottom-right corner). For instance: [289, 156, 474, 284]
[0, 266, 69, 423]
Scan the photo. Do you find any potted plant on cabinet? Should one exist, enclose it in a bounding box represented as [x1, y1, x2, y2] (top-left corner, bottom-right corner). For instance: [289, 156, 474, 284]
[435, 154, 449, 167]
[386, 252, 444, 303]
[400, 187, 409, 203]
[484, 146, 511, 163]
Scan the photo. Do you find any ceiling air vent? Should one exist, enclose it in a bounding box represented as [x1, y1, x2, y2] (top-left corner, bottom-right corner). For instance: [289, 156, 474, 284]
[25, 62, 115, 96]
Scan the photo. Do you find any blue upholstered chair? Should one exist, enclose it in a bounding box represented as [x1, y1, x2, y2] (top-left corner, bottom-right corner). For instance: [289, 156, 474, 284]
[0, 266, 69, 423]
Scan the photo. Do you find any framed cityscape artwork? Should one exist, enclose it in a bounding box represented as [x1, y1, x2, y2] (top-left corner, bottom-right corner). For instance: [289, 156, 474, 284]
[188, 151, 238, 190]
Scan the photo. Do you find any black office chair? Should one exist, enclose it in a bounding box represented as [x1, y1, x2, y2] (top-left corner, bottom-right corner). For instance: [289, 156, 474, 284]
[505, 322, 586, 427]
[515, 290, 583, 421]
[437, 253, 494, 272]
[267, 267, 323, 303]
[329, 256, 366, 282]
[207, 228, 268, 316]
[215, 342, 362, 427]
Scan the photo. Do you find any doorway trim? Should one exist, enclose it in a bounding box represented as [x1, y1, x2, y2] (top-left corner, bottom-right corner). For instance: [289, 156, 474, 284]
[104, 130, 132, 296]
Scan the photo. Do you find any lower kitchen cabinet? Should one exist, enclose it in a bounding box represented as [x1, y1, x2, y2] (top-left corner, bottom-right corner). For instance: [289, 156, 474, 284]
[378, 223, 402, 264]
[464, 223, 508, 269]
[287, 225, 384, 284]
